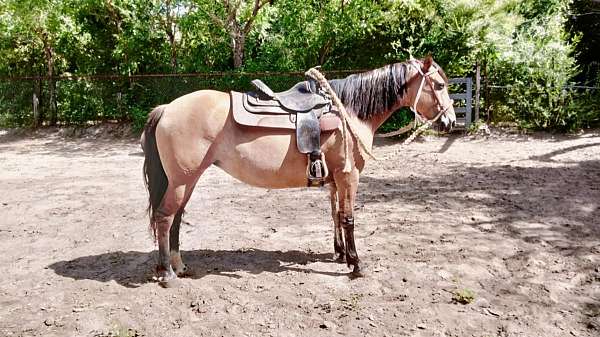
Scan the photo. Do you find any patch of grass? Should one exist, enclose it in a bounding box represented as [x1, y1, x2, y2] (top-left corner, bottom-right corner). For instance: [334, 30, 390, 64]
[467, 119, 487, 134]
[339, 293, 364, 312]
[452, 288, 476, 305]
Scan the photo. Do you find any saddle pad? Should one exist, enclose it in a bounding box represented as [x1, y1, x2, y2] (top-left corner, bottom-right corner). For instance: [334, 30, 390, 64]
[231, 91, 341, 131]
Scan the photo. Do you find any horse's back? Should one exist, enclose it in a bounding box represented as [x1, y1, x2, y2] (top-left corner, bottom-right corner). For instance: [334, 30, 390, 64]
[158, 89, 230, 136]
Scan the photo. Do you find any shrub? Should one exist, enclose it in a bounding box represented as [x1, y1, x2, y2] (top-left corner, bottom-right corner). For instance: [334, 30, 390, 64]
[483, 1, 594, 131]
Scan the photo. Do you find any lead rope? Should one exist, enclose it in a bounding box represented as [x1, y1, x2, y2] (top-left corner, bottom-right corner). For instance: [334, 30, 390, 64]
[401, 112, 442, 145]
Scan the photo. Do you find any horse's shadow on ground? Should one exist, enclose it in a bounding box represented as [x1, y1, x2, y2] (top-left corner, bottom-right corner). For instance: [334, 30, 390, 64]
[48, 249, 340, 288]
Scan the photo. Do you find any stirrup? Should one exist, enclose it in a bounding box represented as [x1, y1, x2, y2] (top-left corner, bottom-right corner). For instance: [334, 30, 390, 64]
[307, 153, 328, 187]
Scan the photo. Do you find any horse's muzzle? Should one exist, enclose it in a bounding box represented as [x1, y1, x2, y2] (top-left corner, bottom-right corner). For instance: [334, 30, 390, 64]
[439, 114, 456, 132]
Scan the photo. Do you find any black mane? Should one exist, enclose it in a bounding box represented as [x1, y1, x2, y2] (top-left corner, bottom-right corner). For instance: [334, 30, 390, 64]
[328, 63, 408, 120]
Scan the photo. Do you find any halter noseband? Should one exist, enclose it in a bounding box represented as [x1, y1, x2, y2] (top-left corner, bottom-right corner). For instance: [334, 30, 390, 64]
[407, 59, 452, 123]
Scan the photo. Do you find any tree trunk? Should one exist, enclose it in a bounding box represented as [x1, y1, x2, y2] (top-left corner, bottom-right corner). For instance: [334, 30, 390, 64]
[165, 0, 178, 73]
[318, 38, 334, 65]
[167, 33, 178, 73]
[44, 44, 57, 126]
[209, 0, 269, 69]
[170, 41, 178, 72]
[232, 32, 245, 69]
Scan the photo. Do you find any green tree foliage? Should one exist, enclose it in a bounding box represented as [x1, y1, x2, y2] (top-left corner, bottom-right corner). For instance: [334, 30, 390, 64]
[193, 0, 272, 69]
[479, 0, 581, 129]
[567, 0, 600, 83]
[0, 0, 597, 130]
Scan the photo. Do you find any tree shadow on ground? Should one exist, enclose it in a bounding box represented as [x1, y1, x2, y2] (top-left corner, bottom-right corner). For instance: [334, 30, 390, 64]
[359, 157, 600, 257]
[529, 142, 600, 163]
[0, 126, 139, 158]
[359, 151, 600, 314]
[48, 249, 341, 288]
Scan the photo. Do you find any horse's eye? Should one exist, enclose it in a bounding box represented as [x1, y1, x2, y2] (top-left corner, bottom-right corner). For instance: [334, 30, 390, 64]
[435, 82, 445, 90]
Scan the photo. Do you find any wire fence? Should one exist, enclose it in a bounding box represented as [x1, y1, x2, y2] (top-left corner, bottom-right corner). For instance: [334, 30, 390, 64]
[487, 85, 600, 90]
[0, 70, 368, 127]
[1, 70, 598, 129]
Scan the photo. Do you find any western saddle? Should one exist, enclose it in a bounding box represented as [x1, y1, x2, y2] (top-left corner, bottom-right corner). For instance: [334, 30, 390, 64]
[231, 78, 341, 186]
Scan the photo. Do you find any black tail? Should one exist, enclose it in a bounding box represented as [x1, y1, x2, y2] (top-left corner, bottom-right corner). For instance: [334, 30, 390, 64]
[142, 105, 168, 238]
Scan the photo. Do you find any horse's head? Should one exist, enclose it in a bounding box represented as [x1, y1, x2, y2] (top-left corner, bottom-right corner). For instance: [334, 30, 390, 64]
[405, 56, 456, 132]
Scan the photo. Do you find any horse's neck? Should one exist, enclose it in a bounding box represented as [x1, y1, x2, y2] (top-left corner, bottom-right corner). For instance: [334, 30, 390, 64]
[365, 95, 411, 132]
[366, 108, 399, 133]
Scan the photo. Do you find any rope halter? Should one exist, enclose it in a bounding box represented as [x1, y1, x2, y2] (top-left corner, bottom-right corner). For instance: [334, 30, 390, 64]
[406, 59, 453, 125]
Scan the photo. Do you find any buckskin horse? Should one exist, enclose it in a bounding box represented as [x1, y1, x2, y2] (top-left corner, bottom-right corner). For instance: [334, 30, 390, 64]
[142, 56, 456, 287]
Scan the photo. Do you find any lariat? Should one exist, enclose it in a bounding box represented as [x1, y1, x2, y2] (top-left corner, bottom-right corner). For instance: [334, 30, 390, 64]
[305, 67, 379, 173]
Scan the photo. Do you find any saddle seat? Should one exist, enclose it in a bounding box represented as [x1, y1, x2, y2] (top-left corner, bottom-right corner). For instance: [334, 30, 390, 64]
[251, 79, 330, 112]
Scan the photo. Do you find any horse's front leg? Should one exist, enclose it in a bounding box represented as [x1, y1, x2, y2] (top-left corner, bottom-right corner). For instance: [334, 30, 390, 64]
[333, 169, 362, 276]
[329, 183, 345, 262]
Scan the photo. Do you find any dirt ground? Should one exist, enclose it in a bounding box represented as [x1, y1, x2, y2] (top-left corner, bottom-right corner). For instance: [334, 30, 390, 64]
[0, 126, 599, 337]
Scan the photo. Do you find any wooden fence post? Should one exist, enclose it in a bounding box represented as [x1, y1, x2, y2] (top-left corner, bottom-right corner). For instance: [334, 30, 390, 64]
[33, 93, 39, 128]
[33, 79, 41, 128]
[475, 62, 480, 123]
[483, 61, 491, 122]
[117, 91, 122, 119]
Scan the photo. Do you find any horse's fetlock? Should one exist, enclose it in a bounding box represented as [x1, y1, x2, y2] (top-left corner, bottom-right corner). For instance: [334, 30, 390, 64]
[340, 214, 354, 229]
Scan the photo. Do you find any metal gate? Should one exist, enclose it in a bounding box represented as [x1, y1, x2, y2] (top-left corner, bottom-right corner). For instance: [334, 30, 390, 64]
[449, 77, 473, 128]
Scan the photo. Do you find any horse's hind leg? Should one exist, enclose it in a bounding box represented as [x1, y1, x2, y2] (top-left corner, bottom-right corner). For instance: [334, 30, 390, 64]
[329, 183, 345, 262]
[169, 209, 188, 276]
[169, 179, 200, 277]
[153, 184, 189, 286]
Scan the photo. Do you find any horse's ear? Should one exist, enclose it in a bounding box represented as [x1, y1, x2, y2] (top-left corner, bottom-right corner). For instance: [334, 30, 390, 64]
[422, 55, 433, 72]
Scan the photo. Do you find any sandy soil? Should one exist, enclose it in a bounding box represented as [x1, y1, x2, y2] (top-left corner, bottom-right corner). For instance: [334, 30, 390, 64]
[0, 127, 598, 337]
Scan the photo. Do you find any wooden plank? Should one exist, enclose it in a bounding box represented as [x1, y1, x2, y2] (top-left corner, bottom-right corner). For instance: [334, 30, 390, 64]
[449, 78, 469, 84]
[450, 93, 469, 100]
[465, 77, 472, 128]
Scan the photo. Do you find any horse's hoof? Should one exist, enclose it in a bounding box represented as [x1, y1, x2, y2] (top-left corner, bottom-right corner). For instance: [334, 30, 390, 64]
[154, 267, 180, 288]
[348, 264, 365, 279]
[158, 276, 182, 288]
